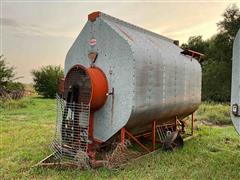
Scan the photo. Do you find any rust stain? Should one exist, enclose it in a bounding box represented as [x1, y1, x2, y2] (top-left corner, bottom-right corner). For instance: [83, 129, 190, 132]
[117, 26, 134, 42]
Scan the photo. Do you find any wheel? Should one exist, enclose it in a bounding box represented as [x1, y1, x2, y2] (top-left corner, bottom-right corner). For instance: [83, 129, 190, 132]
[162, 131, 184, 151]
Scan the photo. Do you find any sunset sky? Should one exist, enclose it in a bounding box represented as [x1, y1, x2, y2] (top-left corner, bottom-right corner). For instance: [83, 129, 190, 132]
[1, 1, 240, 83]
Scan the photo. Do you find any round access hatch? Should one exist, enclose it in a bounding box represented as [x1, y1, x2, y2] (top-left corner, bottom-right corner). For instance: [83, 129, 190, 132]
[64, 65, 108, 111]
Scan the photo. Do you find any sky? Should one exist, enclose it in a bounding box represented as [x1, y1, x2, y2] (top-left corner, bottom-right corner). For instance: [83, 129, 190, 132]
[1, 0, 240, 83]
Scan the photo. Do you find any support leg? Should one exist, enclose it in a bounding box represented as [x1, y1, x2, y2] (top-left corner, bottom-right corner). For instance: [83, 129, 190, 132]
[152, 120, 156, 151]
[175, 116, 178, 131]
[121, 128, 125, 145]
[88, 112, 95, 160]
[125, 129, 151, 153]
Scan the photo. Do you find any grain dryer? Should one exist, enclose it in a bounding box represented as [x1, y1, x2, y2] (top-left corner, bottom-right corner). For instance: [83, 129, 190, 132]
[49, 12, 202, 167]
[231, 28, 240, 135]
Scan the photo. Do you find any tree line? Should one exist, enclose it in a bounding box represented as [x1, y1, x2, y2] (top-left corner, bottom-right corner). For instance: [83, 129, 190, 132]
[182, 4, 240, 102]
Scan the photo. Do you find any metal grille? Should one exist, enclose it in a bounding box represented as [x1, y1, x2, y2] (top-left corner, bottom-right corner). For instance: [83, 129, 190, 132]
[52, 95, 90, 166]
[64, 66, 91, 104]
[156, 125, 174, 143]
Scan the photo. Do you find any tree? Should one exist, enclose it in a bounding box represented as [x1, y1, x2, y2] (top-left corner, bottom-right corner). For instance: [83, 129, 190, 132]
[181, 36, 209, 56]
[0, 55, 25, 99]
[181, 4, 240, 102]
[32, 65, 64, 98]
[218, 4, 240, 41]
[0, 55, 15, 88]
[202, 61, 231, 102]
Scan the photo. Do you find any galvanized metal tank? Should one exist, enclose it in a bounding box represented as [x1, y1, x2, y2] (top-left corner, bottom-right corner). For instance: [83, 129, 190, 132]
[231, 28, 240, 135]
[65, 12, 202, 142]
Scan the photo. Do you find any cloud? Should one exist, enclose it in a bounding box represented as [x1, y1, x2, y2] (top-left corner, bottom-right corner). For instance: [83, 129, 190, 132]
[1, 17, 75, 39]
[149, 18, 219, 43]
[1, 18, 21, 27]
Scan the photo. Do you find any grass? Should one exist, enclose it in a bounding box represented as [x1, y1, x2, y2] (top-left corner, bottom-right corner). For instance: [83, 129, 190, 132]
[0, 97, 240, 179]
[0, 97, 35, 109]
[196, 102, 231, 125]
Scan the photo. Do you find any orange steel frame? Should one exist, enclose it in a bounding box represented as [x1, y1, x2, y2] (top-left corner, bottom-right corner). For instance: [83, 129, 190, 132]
[87, 113, 95, 159]
[86, 113, 195, 165]
[191, 113, 194, 135]
[39, 113, 195, 168]
[120, 120, 156, 153]
[119, 113, 195, 153]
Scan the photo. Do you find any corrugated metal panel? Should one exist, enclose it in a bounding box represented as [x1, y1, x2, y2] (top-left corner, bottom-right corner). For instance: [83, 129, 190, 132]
[65, 12, 202, 142]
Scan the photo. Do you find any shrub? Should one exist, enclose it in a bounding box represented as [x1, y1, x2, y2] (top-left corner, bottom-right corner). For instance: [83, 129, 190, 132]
[32, 65, 64, 98]
[5, 82, 25, 99]
[0, 55, 25, 100]
[0, 55, 15, 87]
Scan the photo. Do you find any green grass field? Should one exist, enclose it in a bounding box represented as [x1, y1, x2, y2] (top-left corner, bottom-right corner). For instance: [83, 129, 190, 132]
[1, 97, 240, 179]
